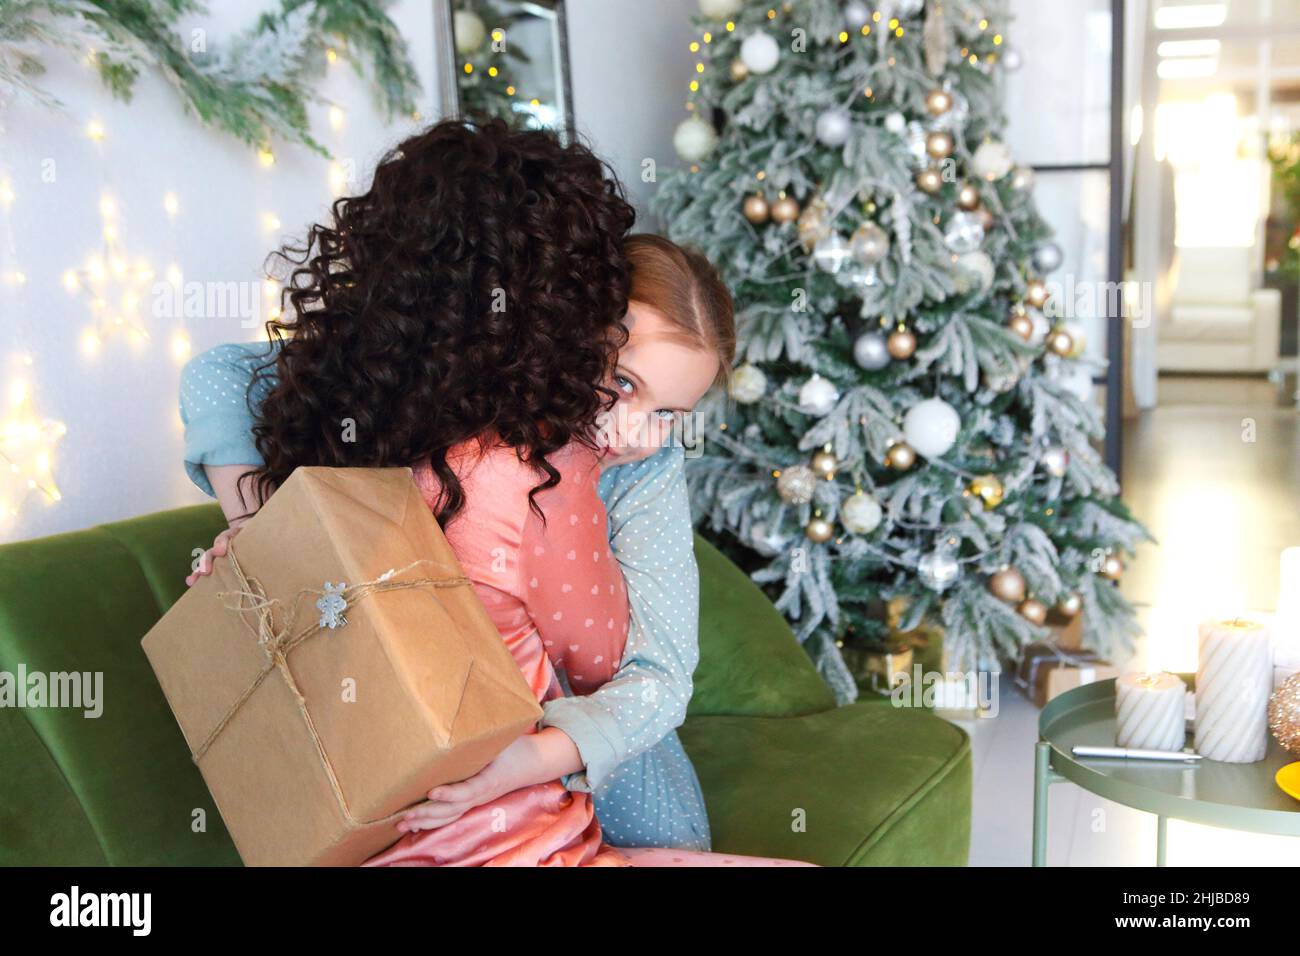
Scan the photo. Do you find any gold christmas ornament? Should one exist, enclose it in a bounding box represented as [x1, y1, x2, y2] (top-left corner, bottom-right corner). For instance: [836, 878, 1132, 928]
[730, 57, 751, 82]
[1008, 310, 1034, 341]
[1099, 553, 1124, 580]
[1056, 592, 1083, 618]
[1046, 327, 1074, 357]
[1267, 674, 1300, 756]
[770, 194, 801, 224]
[886, 327, 917, 360]
[925, 88, 953, 116]
[885, 441, 917, 470]
[968, 473, 1004, 509]
[956, 181, 981, 210]
[810, 448, 838, 478]
[776, 464, 817, 504]
[926, 130, 954, 160]
[976, 205, 995, 231]
[805, 515, 835, 543]
[916, 167, 943, 194]
[989, 566, 1027, 603]
[1024, 277, 1050, 310]
[1018, 598, 1048, 626]
[743, 194, 770, 224]
[797, 197, 831, 251]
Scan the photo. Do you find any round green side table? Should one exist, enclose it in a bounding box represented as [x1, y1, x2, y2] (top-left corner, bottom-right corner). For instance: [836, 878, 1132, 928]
[1032, 674, 1300, 866]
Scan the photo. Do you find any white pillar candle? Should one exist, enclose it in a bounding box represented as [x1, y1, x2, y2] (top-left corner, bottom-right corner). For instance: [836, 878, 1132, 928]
[1275, 548, 1300, 688]
[1115, 671, 1186, 751]
[1195, 619, 1273, 763]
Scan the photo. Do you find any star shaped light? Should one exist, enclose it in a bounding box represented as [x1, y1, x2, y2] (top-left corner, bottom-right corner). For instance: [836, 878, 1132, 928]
[0, 356, 65, 530]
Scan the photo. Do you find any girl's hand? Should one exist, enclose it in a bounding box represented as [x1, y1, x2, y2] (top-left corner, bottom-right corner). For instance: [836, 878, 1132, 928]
[185, 522, 245, 587]
[396, 727, 581, 835]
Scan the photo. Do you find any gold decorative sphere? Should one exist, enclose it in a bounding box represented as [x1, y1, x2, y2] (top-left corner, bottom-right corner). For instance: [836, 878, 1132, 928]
[989, 566, 1026, 603]
[1018, 597, 1048, 626]
[1099, 553, 1124, 580]
[1008, 311, 1034, 341]
[968, 473, 1004, 509]
[926, 88, 953, 116]
[730, 57, 751, 82]
[886, 327, 917, 360]
[956, 181, 981, 210]
[926, 130, 954, 160]
[810, 448, 838, 478]
[1268, 674, 1300, 756]
[1047, 328, 1074, 357]
[977, 206, 995, 231]
[770, 194, 801, 224]
[1024, 277, 1050, 310]
[743, 194, 770, 224]
[1056, 592, 1083, 618]
[916, 167, 943, 194]
[885, 441, 916, 470]
[805, 515, 835, 543]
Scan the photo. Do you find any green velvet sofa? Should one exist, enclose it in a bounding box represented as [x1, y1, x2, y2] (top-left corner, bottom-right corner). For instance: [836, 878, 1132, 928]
[0, 504, 970, 866]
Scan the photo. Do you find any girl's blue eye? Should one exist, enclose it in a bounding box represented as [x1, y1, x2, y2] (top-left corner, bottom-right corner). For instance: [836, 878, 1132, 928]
[615, 374, 634, 394]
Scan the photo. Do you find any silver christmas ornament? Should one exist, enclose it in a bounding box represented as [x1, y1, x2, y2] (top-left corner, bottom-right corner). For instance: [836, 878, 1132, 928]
[776, 464, 817, 504]
[884, 111, 906, 134]
[943, 211, 985, 254]
[812, 232, 852, 274]
[903, 397, 961, 459]
[844, 1, 872, 31]
[1032, 241, 1064, 274]
[749, 520, 790, 556]
[853, 331, 891, 370]
[918, 546, 961, 592]
[895, 0, 925, 16]
[850, 222, 890, 266]
[798, 373, 840, 415]
[1042, 445, 1070, 477]
[816, 109, 852, 147]
[903, 121, 931, 169]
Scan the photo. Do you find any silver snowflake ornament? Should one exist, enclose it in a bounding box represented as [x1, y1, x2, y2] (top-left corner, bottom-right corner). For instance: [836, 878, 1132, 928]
[316, 582, 349, 630]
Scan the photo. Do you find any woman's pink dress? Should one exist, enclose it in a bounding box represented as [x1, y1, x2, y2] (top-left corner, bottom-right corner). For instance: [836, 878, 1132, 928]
[362, 434, 815, 868]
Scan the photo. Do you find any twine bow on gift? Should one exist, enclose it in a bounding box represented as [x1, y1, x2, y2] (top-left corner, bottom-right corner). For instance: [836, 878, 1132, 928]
[191, 545, 471, 827]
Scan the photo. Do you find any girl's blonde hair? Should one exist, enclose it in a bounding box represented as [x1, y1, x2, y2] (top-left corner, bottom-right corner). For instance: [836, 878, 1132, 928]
[625, 234, 736, 388]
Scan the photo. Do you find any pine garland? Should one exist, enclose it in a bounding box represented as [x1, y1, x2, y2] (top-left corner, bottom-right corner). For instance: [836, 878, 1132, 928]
[0, 0, 421, 156]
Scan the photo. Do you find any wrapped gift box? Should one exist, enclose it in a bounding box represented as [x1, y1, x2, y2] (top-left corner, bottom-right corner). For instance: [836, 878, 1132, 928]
[1016, 641, 1117, 708]
[142, 467, 542, 866]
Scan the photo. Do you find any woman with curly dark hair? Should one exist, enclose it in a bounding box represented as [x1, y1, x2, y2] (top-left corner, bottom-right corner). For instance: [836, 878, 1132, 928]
[180, 119, 813, 865]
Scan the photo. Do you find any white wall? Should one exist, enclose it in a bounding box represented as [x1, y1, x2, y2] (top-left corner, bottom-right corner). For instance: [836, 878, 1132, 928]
[0, 0, 699, 543]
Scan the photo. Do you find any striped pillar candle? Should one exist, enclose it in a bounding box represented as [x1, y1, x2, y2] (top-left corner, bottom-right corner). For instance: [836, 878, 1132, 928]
[1115, 672, 1186, 751]
[1195, 619, 1273, 763]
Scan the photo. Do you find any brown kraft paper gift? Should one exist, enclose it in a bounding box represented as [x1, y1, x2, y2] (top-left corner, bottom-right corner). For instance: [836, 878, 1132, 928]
[142, 466, 543, 866]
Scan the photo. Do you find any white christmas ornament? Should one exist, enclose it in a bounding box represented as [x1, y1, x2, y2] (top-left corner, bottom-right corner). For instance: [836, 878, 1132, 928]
[884, 111, 906, 134]
[799, 374, 840, 416]
[673, 115, 719, 162]
[903, 398, 961, 459]
[953, 251, 994, 295]
[812, 232, 852, 274]
[844, 1, 872, 29]
[816, 109, 852, 147]
[853, 331, 891, 370]
[699, 0, 744, 18]
[740, 32, 781, 75]
[971, 139, 1014, 181]
[1027, 308, 1049, 347]
[453, 10, 487, 54]
[1033, 241, 1064, 273]
[729, 363, 767, 403]
[841, 490, 883, 534]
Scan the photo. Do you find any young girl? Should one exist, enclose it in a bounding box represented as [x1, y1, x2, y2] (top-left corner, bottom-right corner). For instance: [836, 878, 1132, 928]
[181, 121, 814, 865]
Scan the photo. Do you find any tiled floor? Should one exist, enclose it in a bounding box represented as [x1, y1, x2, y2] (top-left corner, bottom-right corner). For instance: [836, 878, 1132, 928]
[964, 374, 1300, 866]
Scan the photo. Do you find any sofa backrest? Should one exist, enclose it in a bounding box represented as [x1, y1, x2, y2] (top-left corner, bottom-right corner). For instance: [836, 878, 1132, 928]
[1172, 245, 1255, 306]
[0, 502, 833, 865]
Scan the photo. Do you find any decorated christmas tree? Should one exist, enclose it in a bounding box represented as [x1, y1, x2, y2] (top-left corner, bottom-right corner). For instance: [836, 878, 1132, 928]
[654, 0, 1152, 703]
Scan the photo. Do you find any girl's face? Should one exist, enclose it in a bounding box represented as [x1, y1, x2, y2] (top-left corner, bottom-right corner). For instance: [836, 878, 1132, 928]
[597, 300, 719, 468]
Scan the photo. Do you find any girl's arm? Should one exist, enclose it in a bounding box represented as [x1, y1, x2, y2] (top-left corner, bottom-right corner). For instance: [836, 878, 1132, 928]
[540, 443, 700, 795]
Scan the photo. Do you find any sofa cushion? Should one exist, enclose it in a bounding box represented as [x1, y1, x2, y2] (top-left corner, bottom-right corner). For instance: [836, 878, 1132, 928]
[1172, 246, 1253, 305]
[689, 534, 837, 719]
[678, 699, 971, 866]
[1165, 304, 1255, 342]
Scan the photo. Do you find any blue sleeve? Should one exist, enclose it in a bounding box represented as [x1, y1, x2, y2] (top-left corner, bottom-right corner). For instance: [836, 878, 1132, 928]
[540, 443, 700, 793]
[179, 341, 280, 497]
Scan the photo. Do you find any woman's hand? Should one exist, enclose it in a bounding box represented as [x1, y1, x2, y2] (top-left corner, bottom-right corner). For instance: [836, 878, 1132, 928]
[396, 727, 584, 834]
[185, 521, 246, 587]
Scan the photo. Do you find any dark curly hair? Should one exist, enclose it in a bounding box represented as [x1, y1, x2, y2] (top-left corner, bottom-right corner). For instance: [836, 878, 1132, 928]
[245, 118, 636, 526]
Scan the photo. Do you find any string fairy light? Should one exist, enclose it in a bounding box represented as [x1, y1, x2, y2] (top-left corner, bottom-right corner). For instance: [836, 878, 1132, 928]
[0, 355, 65, 529]
[64, 192, 155, 353]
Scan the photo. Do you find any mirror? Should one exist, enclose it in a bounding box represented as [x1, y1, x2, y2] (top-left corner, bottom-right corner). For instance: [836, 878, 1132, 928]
[434, 0, 574, 141]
